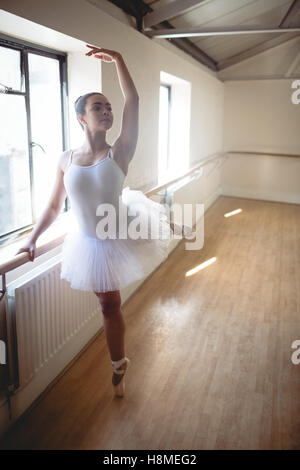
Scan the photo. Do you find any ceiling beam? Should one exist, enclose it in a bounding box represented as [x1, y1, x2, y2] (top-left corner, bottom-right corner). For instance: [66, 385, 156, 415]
[149, 24, 218, 71]
[279, 0, 300, 27]
[165, 37, 218, 71]
[108, 0, 152, 30]
[144, 24, 300, 38]
[218, 33, 300, 70]
[143, 0, 206, 29]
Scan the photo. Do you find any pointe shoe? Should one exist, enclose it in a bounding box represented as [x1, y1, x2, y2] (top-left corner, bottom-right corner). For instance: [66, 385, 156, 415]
[170, 222, 196, 239]
[183, 225, 196, 239]
[111, 357, 130, 398]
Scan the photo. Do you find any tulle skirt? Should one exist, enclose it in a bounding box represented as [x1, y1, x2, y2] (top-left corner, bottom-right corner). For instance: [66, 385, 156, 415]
[60, 187, 174, 292]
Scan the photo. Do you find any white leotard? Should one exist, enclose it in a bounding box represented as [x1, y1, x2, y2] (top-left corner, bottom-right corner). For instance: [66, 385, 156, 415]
[63, 147, 126, 239]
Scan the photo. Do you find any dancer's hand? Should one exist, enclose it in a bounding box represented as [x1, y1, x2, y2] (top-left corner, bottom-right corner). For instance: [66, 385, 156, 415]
[85, 45, 121, 62]
[14, 240, 36, 262]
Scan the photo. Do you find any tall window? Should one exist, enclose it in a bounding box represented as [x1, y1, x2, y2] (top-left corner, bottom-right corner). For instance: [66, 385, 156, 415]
[158, 72, 191, 185]
[158, 83, 171, 183]
[0, 35, 68, 247]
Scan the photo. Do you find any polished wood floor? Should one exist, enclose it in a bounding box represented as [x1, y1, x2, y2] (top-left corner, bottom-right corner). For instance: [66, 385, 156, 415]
[0, 196, 299, 450]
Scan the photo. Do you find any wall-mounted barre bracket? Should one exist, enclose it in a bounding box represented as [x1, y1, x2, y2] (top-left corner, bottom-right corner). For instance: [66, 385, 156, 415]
[0, 273, 6, 301]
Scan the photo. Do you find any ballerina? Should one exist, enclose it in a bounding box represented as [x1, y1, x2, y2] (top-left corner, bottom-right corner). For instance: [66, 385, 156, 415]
[15, 45, 193, 397]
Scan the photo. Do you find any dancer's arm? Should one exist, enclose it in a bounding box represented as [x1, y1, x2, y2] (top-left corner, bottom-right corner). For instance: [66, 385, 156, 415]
[14, 153, 67, 260]
[86, 46, 139, 169]
[27, 157, 67, 243]
[113, 54, 139, 166]
[114, 53, 139, 100]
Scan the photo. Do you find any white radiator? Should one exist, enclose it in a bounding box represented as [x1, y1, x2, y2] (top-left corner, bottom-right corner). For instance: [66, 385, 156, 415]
[3, 254, 102, 424]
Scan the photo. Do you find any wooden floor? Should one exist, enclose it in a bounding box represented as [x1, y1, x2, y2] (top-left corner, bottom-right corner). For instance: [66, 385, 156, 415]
[0, 195, 299, 450]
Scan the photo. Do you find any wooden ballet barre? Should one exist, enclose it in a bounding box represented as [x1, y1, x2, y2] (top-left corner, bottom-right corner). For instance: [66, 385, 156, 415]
[1, 148, 297, 277]
[228, 150, 300, 158]
[0, 156, 213, 277]
[0, 150, 226, 277]
[145, 151, 227, 197]
[0, 234, 67, 276]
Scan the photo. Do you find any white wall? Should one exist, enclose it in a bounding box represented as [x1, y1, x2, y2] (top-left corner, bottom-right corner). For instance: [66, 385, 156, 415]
[222, 79, 300, 204]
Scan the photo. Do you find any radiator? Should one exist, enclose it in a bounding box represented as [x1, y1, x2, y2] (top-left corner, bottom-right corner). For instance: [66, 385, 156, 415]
[3, 254, 102, 424]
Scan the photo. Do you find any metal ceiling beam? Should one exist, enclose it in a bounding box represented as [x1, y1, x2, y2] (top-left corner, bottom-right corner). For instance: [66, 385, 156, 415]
[143, 0, 207, 29]
[167, 40, 217, 71]
[108, 0, 152, 30]
[149, 23, 218, 71]
[218, 33, 300, 70]
[279, 0, 300, 27]
[144, 25, 300, 39]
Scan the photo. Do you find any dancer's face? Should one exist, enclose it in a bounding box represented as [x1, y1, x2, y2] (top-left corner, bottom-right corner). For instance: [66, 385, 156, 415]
[80, 94, 113, 131]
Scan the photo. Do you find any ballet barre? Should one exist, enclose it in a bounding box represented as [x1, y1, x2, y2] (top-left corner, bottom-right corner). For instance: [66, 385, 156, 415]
[1, 148, 299, 299]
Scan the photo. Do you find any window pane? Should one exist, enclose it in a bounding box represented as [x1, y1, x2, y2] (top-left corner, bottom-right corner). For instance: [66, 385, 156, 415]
[0, 94, 32, 237]
[0, 46, 22, 91]
[158, 85, 169, 183]
[28, 53, 63, 219]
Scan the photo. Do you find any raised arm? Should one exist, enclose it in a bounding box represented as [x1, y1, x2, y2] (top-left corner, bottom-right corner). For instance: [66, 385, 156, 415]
[86, 46, 139, 171]
[113, 53, 139, 162]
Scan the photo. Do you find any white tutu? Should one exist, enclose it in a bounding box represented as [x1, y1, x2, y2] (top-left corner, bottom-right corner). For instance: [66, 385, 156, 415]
[60, 187, 173, 292]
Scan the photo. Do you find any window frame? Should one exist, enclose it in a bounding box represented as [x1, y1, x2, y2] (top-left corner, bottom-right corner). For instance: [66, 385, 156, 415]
[0, 32, 69, 247]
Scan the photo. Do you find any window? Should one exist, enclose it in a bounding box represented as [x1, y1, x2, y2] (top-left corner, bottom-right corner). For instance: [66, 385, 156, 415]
[158, 83, 171, 183]
[158, 71, 191, 185]
[0, 34, 68, 247]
